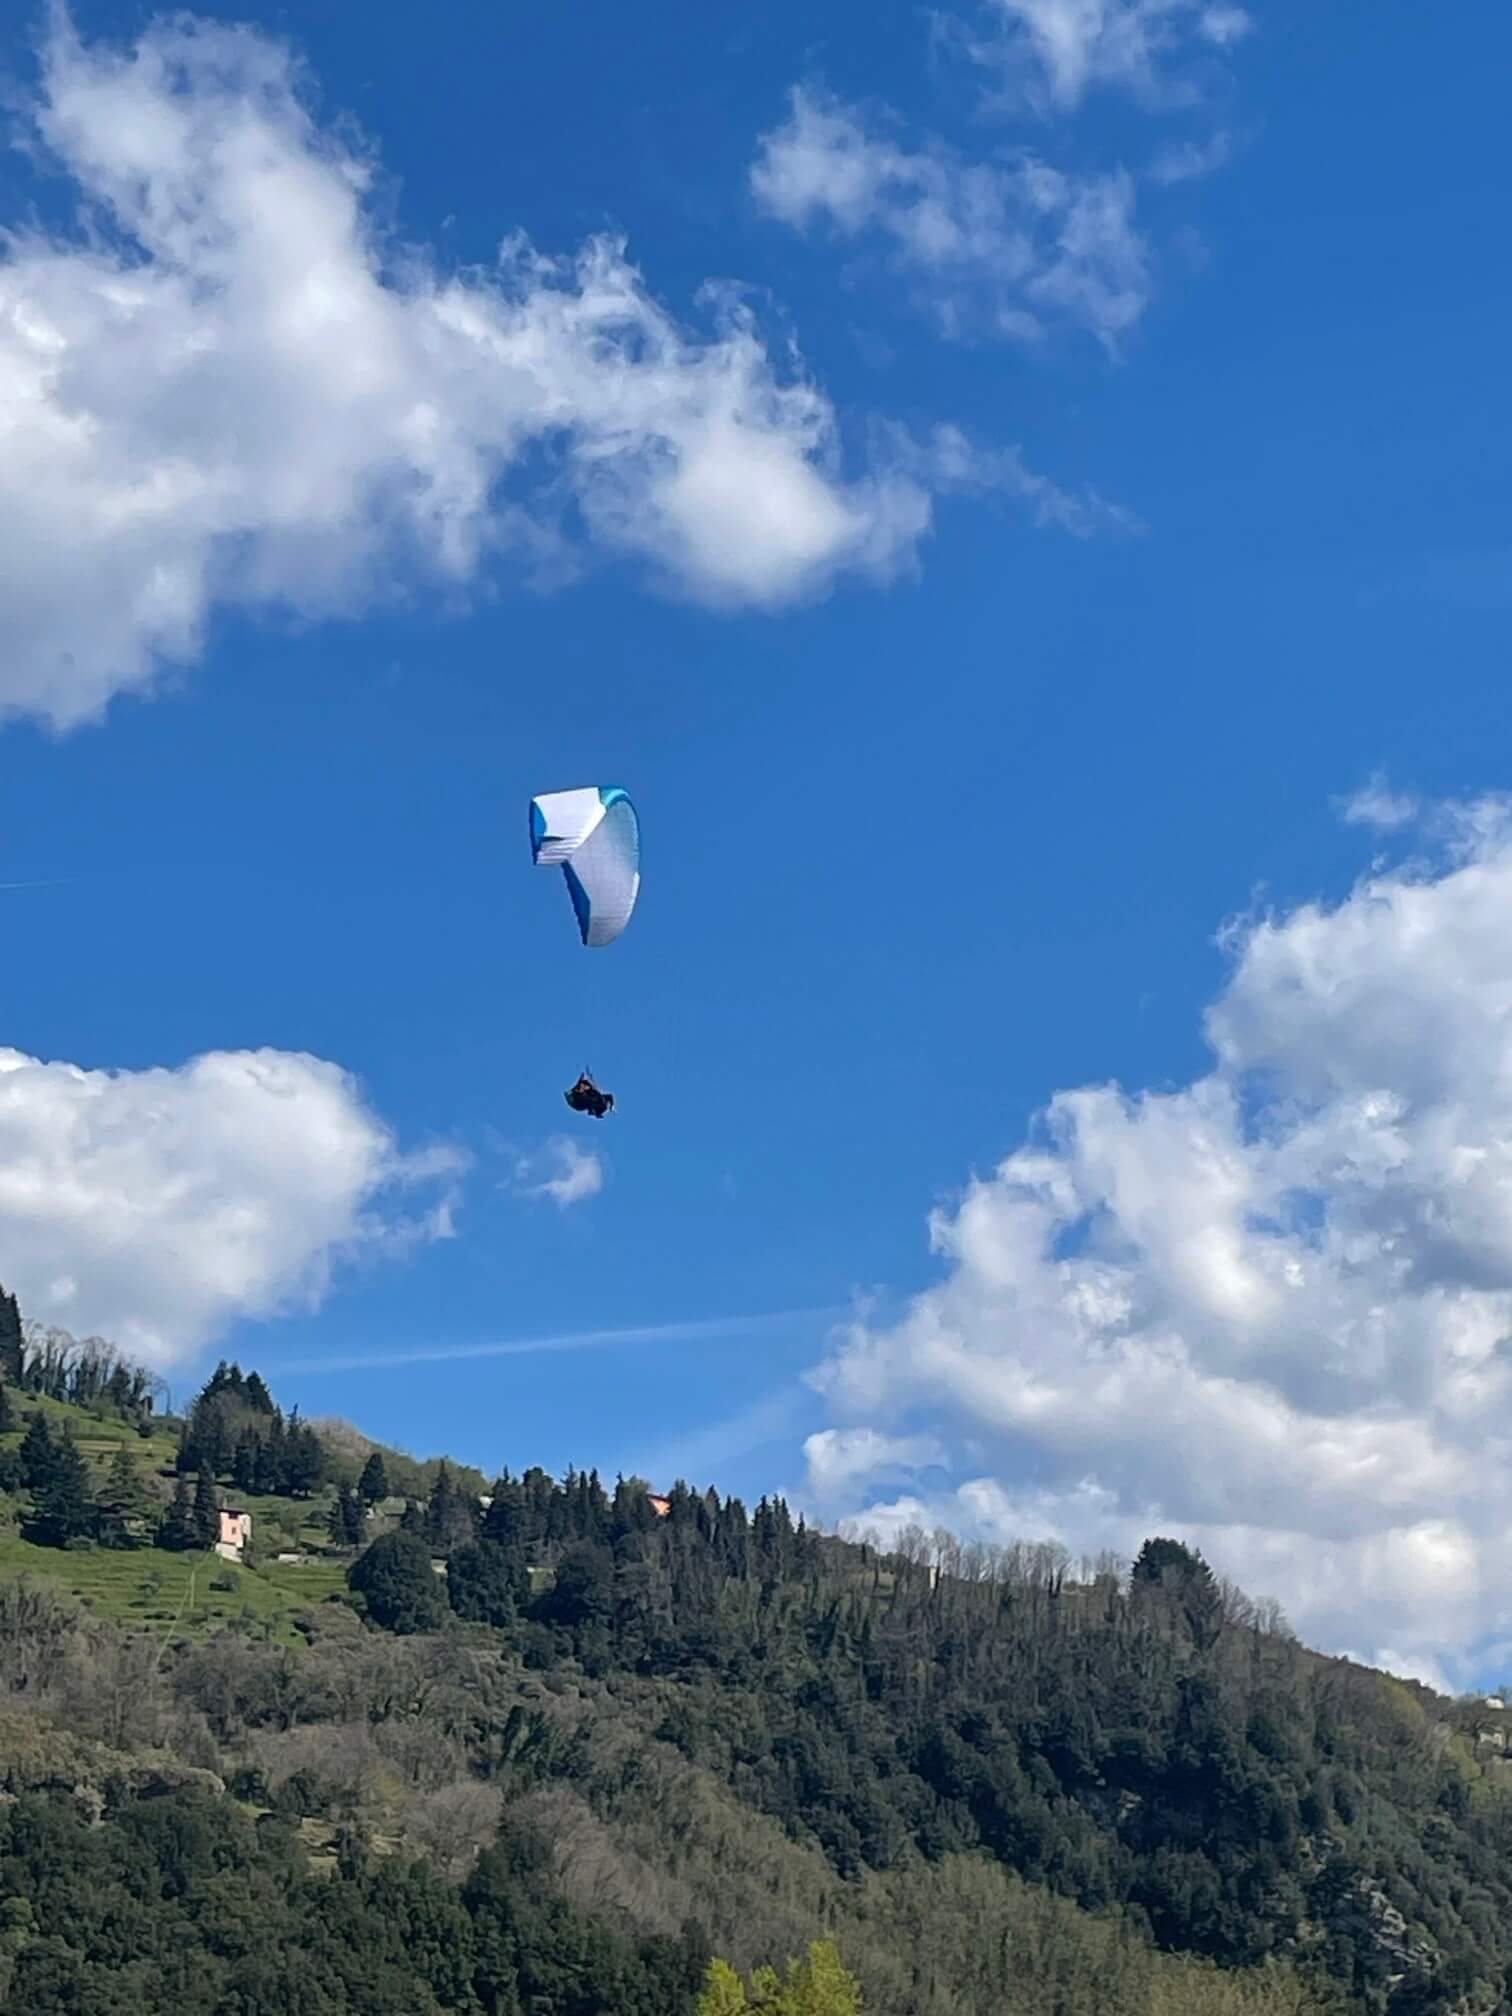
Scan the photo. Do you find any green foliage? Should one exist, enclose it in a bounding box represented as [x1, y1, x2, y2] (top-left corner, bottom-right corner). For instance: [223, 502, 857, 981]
[157, 1476, 195, 1553]
[95, 1447, 152, 1548]
[191, 1469, 219, 1551]
[17, 1413, 55, 1494]
[700, 1940, 863, 2014]
[23, 1428, 93, 1548]
[327, 1483, 364, 1549]
[447, 1541, 527, 1627]
[348, 1530, 447, 1634]
[357, 1451, 388, 1506]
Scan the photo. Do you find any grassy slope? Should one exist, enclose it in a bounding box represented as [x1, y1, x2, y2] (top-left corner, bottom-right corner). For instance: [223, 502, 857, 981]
[0, 1393, 351, 1644]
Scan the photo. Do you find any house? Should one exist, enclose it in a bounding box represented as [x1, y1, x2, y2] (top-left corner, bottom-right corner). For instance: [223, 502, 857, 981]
[214, 1507, 252, 1562]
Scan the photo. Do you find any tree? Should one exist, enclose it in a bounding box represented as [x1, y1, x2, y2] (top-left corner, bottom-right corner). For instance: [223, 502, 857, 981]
[701, 1943, 863, 2016]
[282, 1411, 325, 1496]
[357, 1450, 389, 1507]
[18, 1412, 55, 1493]
[0, 1377, 12, 1436]
[699, 1958, 752, 2015]
[25, 1430, 94, 1548]
[96, 1447, 150, 1548]
[192, 1469, 219, 1551]
[543, 1540, 613, 1628]
[326, 1482, 364, 1549]
[448, 1541, 528, 1628]
[244, 1370, 274, 1413]
[347, 1529, 447, 1634]
[0, 1283, 22, 1382]
[158, 1475, 196, 1551]
[425, 1459, 476, 1555]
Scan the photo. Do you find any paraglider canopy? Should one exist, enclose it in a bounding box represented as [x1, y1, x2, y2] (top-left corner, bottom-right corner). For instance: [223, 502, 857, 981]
[530, 786, 640, 948]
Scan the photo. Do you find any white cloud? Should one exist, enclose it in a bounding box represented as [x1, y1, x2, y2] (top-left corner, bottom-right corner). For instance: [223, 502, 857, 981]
[0, 1042, 457, 1368]
[1149, 130, 1233, 184]
[887, 421, 1140, 534]
[983, 0, 1253, 111]
[0, 13, 947, 731]
[752, 89, 1148, 350]
[515, 1136, 604, 1209]
[808, 804, 1512, 1684]
[804, 1426, 946, 1501]
[1338, 774, 1420, 832]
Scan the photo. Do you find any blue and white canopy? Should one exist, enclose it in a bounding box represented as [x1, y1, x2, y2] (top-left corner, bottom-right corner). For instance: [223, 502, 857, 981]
[529, 786, 641, 948]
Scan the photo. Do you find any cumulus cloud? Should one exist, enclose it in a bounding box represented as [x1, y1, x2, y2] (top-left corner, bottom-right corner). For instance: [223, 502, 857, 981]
[0, 1043, 458, 1368]
[515, 1137, 605, 1209]
[0, 13, 949, 730]
[982, 0, 1253, 111]
[807, 804, 1512, 1684]
[752, 89, 1148, 350]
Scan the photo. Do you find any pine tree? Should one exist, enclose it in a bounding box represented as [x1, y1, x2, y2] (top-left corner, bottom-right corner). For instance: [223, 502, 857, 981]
[244, 1370, 274, 1414]
[18, 1411, 55, 1493]
[192, 1468, 219, 1550]
[0, 1284, 22, 1384]
[282, 1411, 325, 1496]
[425, 1460, 476, 1554]
[231, 1433, 258, 1494]
[96, 1446, 149, 1548]
[0, 1378, 12, 1436]
[357, 1451, 388, 1507]
[159, 1475, 195, 1551]
[27, 1429, 94, 1548]
[327, 1482, 363, 1549]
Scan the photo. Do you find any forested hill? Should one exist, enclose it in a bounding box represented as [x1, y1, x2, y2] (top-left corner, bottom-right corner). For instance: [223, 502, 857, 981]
[0, 1304, 1509, 2014]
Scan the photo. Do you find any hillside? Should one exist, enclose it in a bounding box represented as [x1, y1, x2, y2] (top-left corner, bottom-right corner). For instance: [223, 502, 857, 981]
[0, 1309, 1508, 2013]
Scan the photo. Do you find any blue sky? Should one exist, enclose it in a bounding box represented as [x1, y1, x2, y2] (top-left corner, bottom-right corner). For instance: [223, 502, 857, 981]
[3, 1, 1512, 1687]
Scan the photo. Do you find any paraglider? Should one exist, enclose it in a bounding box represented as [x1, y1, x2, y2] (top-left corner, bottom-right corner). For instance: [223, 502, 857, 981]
[564, 1071, 614, 1119]
[530, 786, 640, 1115]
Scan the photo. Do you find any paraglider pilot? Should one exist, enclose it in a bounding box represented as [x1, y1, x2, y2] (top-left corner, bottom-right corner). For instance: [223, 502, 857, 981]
[565, 1071, 614, 1119]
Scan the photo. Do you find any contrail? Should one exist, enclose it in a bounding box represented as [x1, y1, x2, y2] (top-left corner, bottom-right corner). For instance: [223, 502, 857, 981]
[267, 1304, 846, 1377]
[0, 879, 71, 890]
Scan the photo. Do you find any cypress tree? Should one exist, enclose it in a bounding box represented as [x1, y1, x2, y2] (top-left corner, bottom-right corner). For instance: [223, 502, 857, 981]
[326, 1482, 363, 1549]
[0, 1284, 22, 1384]
[159, 1475, 195, 1551]
[357, 1450, 388, 1507]
[192, 1469, 219, 1550]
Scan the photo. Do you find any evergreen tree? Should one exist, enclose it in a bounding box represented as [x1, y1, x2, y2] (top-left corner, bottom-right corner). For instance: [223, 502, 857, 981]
[347, 1529, 447, 1634]
[26, 1429, 94, 1547]
[0, 1377, 12, 1436]
[192, 1468, 219, 1550]
[158, 1475, 195, 1551]
[18, 1411, 55, 1493]
[231, 1433, 257, 1494]
[326, 1482, 364, 1549]
[282, 1411, 325, 1496]
[425, 1459, 477, 1554]
[96, 1446, 150, 1548]
[447, 1541, 528, 1627]
[243, 1370, 275, 1413]
[357, 1450, 388, 1507]
[0, 1283, 22, 1383]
